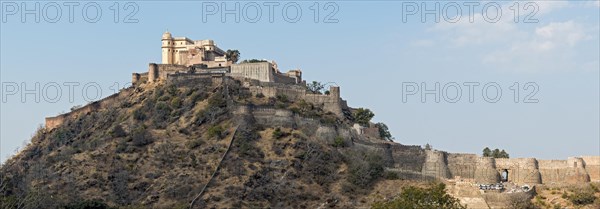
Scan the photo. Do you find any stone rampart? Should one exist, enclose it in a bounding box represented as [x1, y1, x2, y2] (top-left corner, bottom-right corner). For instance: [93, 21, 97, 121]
[144, 63, 191, 83]
[230, 62, 273, 82]
[389, 144, 426, 172]
[132, 72, 148, 84]
[361, 127, 380, 139]
[166, 73, 215, 84]
[273, 73, 297, 84]
[421, 150, 451, 179]
[474, 157, 500, 184]
[45, 87, 134, 130]
[495, 158, 541, 185]
[581, 156, 600, 182]
[447, 153, 478, 179]
[157, 64, 190, 81]
[248, 83, 345, 117]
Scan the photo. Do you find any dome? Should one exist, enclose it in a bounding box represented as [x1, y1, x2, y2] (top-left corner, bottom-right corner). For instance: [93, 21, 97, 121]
[162, 31, 172, 39]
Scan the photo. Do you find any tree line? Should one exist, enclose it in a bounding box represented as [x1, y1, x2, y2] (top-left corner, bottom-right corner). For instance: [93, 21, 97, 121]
[482, 147, 509, 158]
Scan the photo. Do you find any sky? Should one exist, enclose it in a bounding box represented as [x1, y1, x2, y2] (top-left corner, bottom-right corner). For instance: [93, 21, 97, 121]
[1, 0, 599, 163]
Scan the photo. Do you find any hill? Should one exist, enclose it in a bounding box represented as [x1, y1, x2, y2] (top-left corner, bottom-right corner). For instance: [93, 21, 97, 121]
[0, 77, 427, 208]
[2, 74, 598, 209]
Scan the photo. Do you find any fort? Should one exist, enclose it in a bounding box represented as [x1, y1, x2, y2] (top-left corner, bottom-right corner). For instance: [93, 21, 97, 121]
[42, 33, 599, 207]
[44, 33, 600, 185]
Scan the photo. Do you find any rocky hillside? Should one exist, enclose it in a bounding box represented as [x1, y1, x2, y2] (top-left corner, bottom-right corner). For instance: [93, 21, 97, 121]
[1, 77, 426, 208]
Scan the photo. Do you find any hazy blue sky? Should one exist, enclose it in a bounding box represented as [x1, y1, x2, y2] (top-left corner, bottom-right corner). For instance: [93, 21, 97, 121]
[1, 1, 599, 163]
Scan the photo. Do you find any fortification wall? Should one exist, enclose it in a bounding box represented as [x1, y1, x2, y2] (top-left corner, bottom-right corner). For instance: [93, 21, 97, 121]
[474, 157, 500, 184]
[495, 158, 542, 185]
[45, 87, 134, 130]
[252, 107, 298, 128]
[421, 150, 451, 179]
[304, 93, 343, 117]
[438, 156, 594, 185]
[389, 144, 426, 172]
[144, 63, 191, 83]
[157, 64, 189, 81]
[538, 160, 569, 184]
[240, 105, 352, 147]
[538, 160, 567, 169]
[361, 127, 380, 139]
[248, 83, 344, 117]
[581, 156, 600, 182]
[565, 157, 591, 183]
[230, 62, 273, 82]
[421, 154, 593, 185]
[165, 73, 216, 84]
[132, 72, 149, 84]
[447, 153, 478, 179]
[273, 73, 297, 84]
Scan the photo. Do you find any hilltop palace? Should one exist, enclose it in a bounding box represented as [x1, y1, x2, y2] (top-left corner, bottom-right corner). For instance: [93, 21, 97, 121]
[131, 31, 303, 84]
[47, 32, 347, 129]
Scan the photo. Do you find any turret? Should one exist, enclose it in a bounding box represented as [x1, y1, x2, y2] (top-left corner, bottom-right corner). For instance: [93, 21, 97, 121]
[421, 150, 451, 179]
[162, 31, 173, 64]
[329, 86, 340, 98]
[148, 63, 159, 83]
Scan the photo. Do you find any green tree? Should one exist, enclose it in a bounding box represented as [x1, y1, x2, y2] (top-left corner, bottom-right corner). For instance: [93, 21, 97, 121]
[225, 49, 240, 63]
[306, 81, 325, 94]
[372, 183, 466, 209]
[483, 147, 491, 157]
[499, 149, 509, 158]
[354, 108, 375, 126]
[492, 148, 500, 158]
[483, 147, 510, 158]
[375, 122, 392, 141]
[346, 150, 384, 187]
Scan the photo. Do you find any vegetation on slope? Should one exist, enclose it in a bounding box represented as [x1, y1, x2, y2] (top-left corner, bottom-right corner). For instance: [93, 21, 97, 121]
[371, 183, 466, 209]
[0, 78, 409, 209]
[0, 80, 234, 208]
[531, 183, 600, 209]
